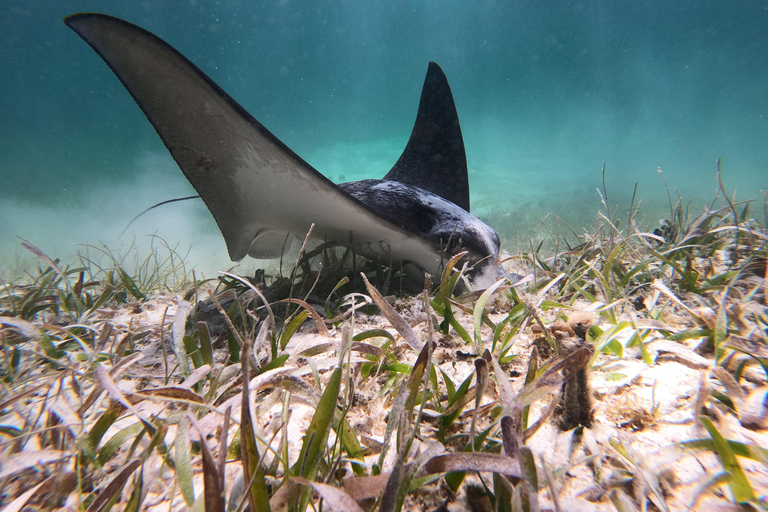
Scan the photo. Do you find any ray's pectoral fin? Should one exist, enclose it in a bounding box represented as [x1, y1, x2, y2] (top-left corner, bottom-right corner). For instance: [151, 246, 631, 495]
[247, 230, 292, 259]
[384, 62, 470, 212]
[64, 12, 441, 272]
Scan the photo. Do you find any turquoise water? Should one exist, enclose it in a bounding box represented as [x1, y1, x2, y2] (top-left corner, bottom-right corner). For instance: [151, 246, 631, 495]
[1, 1, 767, 277]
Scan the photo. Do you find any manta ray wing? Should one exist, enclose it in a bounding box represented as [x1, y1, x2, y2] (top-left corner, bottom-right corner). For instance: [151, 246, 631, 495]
[384, 62, 470, 212]
[65, 13, 445, 273]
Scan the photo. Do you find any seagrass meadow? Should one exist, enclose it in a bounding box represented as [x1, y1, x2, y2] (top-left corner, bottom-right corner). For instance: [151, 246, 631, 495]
[3, 2, 768, 509]
[1, 172, 767, 511]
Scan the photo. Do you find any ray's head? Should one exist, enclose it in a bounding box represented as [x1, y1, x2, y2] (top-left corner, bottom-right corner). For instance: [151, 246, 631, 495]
[339, 179, 501, 270]
[438, 213, 501, 267]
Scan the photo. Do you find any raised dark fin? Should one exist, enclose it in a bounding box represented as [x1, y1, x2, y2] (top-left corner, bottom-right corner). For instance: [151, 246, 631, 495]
[383, 62, 470, 212]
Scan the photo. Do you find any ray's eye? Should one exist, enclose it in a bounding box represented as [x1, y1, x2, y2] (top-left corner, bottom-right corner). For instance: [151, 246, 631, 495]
[416, 210, 434, 233]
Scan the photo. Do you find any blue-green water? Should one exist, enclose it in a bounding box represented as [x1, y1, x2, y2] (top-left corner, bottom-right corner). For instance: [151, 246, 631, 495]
[1, 1, 767, 277]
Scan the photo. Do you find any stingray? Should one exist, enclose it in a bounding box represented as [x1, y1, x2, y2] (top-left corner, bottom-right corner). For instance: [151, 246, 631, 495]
[65, 13, 504, 278]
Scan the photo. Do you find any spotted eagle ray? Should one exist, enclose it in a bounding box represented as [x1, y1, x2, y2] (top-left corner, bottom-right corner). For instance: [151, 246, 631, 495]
[65, 13, 504, 278]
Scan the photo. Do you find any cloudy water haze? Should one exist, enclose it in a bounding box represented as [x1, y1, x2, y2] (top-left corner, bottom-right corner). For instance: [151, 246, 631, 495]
[1, 1, 766, 279]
